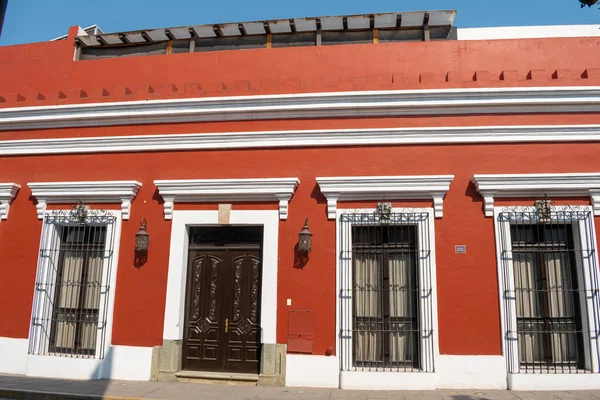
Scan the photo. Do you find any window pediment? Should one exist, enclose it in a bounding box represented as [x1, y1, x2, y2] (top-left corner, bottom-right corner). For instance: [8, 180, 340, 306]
[28, 180, 142, 220]
[316, 175, 454, 219]
[0, 183, 20, 220]
[471, 173, 600, 217]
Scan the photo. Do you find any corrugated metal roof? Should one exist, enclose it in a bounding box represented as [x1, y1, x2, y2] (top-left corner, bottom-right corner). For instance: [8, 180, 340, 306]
[76, 10, 456, 47]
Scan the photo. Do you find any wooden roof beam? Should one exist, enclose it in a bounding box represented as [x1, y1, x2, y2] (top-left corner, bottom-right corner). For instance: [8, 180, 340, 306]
[423, 12, 430, 41]
[140, 31, 152, 42]
[164, 29, 176, 40]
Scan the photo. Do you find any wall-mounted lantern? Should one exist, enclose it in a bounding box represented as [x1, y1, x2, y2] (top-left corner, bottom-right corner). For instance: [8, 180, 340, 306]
[297, 217, 312, 253]
[135, 218, 150, 252]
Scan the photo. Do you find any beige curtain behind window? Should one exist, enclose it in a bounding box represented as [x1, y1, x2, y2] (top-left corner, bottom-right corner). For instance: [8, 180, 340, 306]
[81, 253, 103, 350]
[54, 249, 103, 351]
[547, 254, 576, 363]
[514, 252, 575, 364]
[354, 252, 416, 364]
[389, 253, 413, 363]
[55, 251, 84, 350]
[354, 253, 380, 363]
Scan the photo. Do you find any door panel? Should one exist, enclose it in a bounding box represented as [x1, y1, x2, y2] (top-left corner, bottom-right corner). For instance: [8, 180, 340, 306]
[225, 252, 261, 373]
[183, 253, 224, 372]
[183, 245, 261, 373]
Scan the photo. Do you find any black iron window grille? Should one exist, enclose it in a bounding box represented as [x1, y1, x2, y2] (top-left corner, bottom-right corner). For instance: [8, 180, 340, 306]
[29, 209, 117, 359]
[499, 206, 600, 374]
[340, 212, 435, 372]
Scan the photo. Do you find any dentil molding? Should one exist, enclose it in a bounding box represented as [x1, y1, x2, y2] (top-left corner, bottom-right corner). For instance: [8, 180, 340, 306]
[28, 180, 142, 220]
[471, 173, 600, 216]
[0, 183, 20, 220]
[316, 175, 454, 219]
[154, 178, 300, 220]
[0, 86, 599, 131]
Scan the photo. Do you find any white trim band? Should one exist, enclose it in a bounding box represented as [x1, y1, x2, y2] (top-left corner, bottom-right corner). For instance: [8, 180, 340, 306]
[316, 175, 454, 218]
[472, 173, 600, 217]
[1, 125, 600, 155]
[0, 183, 20, 220]
[1, 86, 599, 131]
[154, 178, 300, 220]
[27, 180, 142, 220]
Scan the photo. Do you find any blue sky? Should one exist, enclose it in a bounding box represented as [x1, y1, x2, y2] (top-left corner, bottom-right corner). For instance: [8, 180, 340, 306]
[1, 0, 599, 46]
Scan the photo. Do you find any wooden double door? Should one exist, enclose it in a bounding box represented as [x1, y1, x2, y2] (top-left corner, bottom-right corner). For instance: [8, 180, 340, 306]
[183, 227, 262, 374]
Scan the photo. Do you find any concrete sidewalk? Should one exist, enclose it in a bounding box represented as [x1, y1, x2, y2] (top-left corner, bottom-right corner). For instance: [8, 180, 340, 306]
[0, 374, 599, 400]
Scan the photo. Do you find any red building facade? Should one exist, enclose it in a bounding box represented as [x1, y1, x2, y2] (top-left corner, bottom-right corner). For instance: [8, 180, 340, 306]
[1, 11, 600, 390]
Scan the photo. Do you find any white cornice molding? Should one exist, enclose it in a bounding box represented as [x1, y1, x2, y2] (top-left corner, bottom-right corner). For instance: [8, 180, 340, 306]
[28, 180, 142, 220]
[471, 173, 600, 216]
[316, 175, 454, 219]
[0, 86, 599, 131]
[1, 124, 600, 155]
[0, 183, 20, 220]
[154, 178, 300, 220]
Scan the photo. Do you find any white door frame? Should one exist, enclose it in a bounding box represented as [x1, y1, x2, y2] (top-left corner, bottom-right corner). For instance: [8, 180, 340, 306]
[162, 209, 279, 345]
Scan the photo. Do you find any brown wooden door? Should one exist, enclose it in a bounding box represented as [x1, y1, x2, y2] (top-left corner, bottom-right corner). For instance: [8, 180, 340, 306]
[182, 246, 261, 374]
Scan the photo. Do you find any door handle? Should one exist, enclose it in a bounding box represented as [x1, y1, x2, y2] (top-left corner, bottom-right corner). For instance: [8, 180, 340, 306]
[225, 318, 229, 333]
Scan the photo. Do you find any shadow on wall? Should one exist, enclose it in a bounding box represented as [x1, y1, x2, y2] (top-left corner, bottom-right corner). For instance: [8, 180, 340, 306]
[90, 346, 113, 394]
[293, 243, 309, 269]
[14, 348, 116, 398]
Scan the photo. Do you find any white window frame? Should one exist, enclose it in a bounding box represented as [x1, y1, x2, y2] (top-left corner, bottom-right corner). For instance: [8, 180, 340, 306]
[493, 205, 600, 389]
[28, 209, 122, 361]
[336, 207, 439, 390]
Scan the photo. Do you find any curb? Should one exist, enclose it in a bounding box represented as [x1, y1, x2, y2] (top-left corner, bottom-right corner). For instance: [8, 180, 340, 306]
[0, 389, 141, 400]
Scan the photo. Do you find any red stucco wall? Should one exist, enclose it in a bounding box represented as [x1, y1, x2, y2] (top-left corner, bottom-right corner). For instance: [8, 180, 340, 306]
[0, 29, 599, 358]
[0, 26, 599, 108]
[2, 141, 600, 355]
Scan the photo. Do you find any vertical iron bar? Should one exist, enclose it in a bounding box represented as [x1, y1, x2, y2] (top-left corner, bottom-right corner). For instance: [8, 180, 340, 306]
[536, 219, 544, 373]
[551, 222, 560, 373]
[560, 219, 571, 373]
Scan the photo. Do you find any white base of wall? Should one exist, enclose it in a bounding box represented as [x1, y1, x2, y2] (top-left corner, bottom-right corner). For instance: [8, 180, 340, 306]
[0, 337, 28, 374]
[341, 371, 436, 390]
[285, 355, 339, 388]
[286, 354, 507, 390]
[107, 345, 154, 381]
[436, 355, 507, 389]
[508, 373, 600, 391]
[26, 345, 153, 381]
[0, 338, 153, 381]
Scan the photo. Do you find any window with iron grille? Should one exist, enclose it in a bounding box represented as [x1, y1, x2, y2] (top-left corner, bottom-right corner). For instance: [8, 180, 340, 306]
[340, 211, 435, 373]
[353, 224, 420, 369]
[498, 206, 600, 374]
[29, 209, 118, 359]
